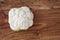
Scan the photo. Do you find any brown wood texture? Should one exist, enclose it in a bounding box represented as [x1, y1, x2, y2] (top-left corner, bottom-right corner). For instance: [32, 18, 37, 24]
[0, 0, 60, 40]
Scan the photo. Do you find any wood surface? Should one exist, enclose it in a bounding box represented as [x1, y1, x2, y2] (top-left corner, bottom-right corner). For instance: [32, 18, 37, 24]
[0, 0, 60, 40]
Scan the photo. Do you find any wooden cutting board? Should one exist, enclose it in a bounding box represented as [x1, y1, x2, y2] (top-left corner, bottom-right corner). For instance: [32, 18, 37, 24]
[0, 0, 60, 40]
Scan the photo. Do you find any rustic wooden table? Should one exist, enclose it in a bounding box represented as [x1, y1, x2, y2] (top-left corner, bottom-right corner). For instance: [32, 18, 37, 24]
[0, 0, 60, 40]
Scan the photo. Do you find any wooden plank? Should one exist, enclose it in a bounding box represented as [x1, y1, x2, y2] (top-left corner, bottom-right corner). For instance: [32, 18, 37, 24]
[0, 0, 60, 40]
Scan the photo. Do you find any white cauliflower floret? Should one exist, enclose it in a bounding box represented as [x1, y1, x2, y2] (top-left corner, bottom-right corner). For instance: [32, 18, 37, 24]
[8, 6, 34, 31]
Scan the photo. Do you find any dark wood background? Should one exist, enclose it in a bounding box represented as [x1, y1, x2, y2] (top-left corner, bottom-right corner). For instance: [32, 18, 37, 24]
[0, 0, 60, 40]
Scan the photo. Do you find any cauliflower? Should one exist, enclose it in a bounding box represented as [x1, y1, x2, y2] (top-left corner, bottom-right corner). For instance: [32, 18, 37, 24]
[8, 6, 34, 31]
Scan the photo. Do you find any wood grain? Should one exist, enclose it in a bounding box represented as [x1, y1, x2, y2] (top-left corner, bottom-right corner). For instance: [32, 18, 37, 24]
[0, 0, 60, 40]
